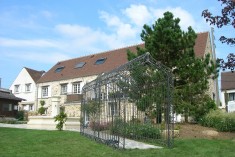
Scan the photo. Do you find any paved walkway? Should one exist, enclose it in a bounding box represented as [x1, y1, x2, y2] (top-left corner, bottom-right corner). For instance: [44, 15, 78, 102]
[0, 123, 162, 149]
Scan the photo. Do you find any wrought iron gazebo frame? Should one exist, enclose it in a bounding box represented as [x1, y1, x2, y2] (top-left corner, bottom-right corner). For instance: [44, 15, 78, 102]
[80, 52, 174, 148]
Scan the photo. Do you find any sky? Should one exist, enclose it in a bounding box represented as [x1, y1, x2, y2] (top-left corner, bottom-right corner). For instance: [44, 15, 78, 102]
[0, 0, 234, 89]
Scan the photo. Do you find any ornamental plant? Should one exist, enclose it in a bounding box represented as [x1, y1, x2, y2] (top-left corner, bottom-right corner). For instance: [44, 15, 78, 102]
[54, 112, 67, 131]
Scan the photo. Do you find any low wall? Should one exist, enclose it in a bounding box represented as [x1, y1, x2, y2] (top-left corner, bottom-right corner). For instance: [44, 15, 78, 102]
[27, 116, 80, 130]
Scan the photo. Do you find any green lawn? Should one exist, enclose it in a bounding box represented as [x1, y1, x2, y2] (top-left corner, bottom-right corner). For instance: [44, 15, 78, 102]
[0, 127, 235, 157]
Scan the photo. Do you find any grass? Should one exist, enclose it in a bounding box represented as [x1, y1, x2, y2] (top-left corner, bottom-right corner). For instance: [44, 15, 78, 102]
[0, 127, 235, 157]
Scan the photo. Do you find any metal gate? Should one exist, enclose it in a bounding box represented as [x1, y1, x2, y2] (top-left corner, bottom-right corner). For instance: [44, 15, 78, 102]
[80, 52, 174, 148]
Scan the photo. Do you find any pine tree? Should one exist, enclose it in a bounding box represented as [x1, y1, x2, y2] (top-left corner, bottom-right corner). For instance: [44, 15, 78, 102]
[128, 12, 218, 122]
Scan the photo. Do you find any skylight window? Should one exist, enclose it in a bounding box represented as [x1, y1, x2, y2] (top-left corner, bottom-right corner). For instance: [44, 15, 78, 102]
[75, 62, 86, 68]
[55, 66, 65, 73]
[95, 58, 106, 65]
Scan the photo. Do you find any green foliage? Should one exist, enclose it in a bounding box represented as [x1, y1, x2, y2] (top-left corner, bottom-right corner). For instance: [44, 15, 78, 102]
[38, 107, 46, 115]
[110, 118, 161, 140]
[38, 100, 46, 115]
[82, 100, 100, 121]
[192, 95, 217, 122]
[0, 119, 27, 124]
[54, 112, 67, 131]
[128, 11, 218, 122]
[200, 110, 235, 132]
[40, 100, 45, 106]
[15, 111, 24, 121]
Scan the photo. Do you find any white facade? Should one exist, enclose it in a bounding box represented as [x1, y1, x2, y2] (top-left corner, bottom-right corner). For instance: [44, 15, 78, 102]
[221, 89, 235, 112]
[9, 68, 38, 111]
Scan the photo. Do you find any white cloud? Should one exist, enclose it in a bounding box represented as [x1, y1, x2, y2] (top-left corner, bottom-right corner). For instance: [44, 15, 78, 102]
[123, 4, 151, 27]
[4, 51, 70, 64]
[152, 7, 196, 31]
[55, 24, 94, 38]
[99, 11, 137, 39]
[0, 38, 57, 47]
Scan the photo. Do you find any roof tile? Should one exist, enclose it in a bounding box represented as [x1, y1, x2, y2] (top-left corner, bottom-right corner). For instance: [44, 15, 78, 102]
[37, 32, 209, 83]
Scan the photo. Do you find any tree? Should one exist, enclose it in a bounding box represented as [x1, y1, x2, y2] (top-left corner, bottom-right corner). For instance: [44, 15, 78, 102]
[128, 12, 218, 122]
[202, 0, 235, 71]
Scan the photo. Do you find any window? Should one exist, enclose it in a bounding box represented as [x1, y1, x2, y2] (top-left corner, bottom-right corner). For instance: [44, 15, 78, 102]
[55, 66, 65, 73]
[61, 84, 68, 95]
[73, 82, 81, 94]
[100, 93, 106, 100]
[108, 102, 118, 116]
[14, 105, 18, 110]
[95, 58, 106, 65]
[2, 104, 12, 111]
[75, 62, 86, 68]
[29, 105, 33, 111]
[229, 93, 235, 101]
[25, 83, 31, 92]
[14, 85, 20, 93]
[42, 86, 49, 97]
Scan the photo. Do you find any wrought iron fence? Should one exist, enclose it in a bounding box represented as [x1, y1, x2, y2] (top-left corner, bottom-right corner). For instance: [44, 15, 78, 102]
[80, 52, 174, 148]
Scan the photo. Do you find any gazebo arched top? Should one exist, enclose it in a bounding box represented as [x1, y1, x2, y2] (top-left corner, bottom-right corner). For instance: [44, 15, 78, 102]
[82, 52, 173, 92]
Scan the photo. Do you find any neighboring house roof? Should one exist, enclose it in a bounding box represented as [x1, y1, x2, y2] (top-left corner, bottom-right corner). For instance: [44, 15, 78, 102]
[221, 71, 235, 91]
[25, 67, 45, 82]
[37, 32, 210, 83]
[0, 88, 24, 101]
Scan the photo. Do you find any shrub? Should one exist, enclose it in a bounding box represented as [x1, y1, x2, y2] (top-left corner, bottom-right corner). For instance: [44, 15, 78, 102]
[192, 96, 217, 122]
[110, 118, 161, 139]
[54, 112, 67, 131]
[15, 111, 24, 121]
[38, 100, 46, 115]
[89, 121, 110, 131]
[200, 110, 235, 132]
[38, 107, 46, 115]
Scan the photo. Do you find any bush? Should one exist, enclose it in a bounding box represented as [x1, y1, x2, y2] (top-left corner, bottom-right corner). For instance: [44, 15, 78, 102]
[38, 107, 46, 115]
[0, 119, 27, 124]
[89, 121, 110, 131]
[15, 111, 24, 121]
[192, 96, 217, 122]
[54, 112, 67, 131]
[110, 118, 161, 139]
[200, 110, 235, 132]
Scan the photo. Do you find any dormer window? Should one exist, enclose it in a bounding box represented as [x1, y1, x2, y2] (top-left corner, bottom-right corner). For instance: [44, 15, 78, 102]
[75, 62, 86, 69]
[55, 66, 64, 73]
[95, 58, 106, 65]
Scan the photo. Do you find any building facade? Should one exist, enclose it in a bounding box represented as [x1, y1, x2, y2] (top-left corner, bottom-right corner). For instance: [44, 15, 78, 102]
[0, 88, 24, 117]
[36, 31, 219, 118]
[9, 67, 44, 111]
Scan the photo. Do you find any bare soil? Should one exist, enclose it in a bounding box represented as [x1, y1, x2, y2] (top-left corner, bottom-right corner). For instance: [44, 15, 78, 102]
[177, 123, 235, 140]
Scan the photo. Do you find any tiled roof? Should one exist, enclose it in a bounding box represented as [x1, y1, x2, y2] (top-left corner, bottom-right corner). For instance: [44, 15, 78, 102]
[37, 32, 209, 83]
[25, 67, 45, 82]
[0, 88, 24, 101]
[221, 71, 235, 90]
[194, 32, 209, 58]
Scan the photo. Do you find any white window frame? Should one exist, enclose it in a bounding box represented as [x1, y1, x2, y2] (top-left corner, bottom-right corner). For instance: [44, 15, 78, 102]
[14, 85, 20, 93]
[229, 92, 235, 101]
[61, 84, 68, 95]
[42, 86, 49, 97]
[25, 83, 31, 92]
[73, 82, 81, 94]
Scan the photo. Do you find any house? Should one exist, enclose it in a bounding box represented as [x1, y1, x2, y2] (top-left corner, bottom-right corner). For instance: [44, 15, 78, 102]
[221, 71, 235, 112]
[0, 88, 24, 118]
[36, 31, 219, 118]
[9, 67, 45, 111]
